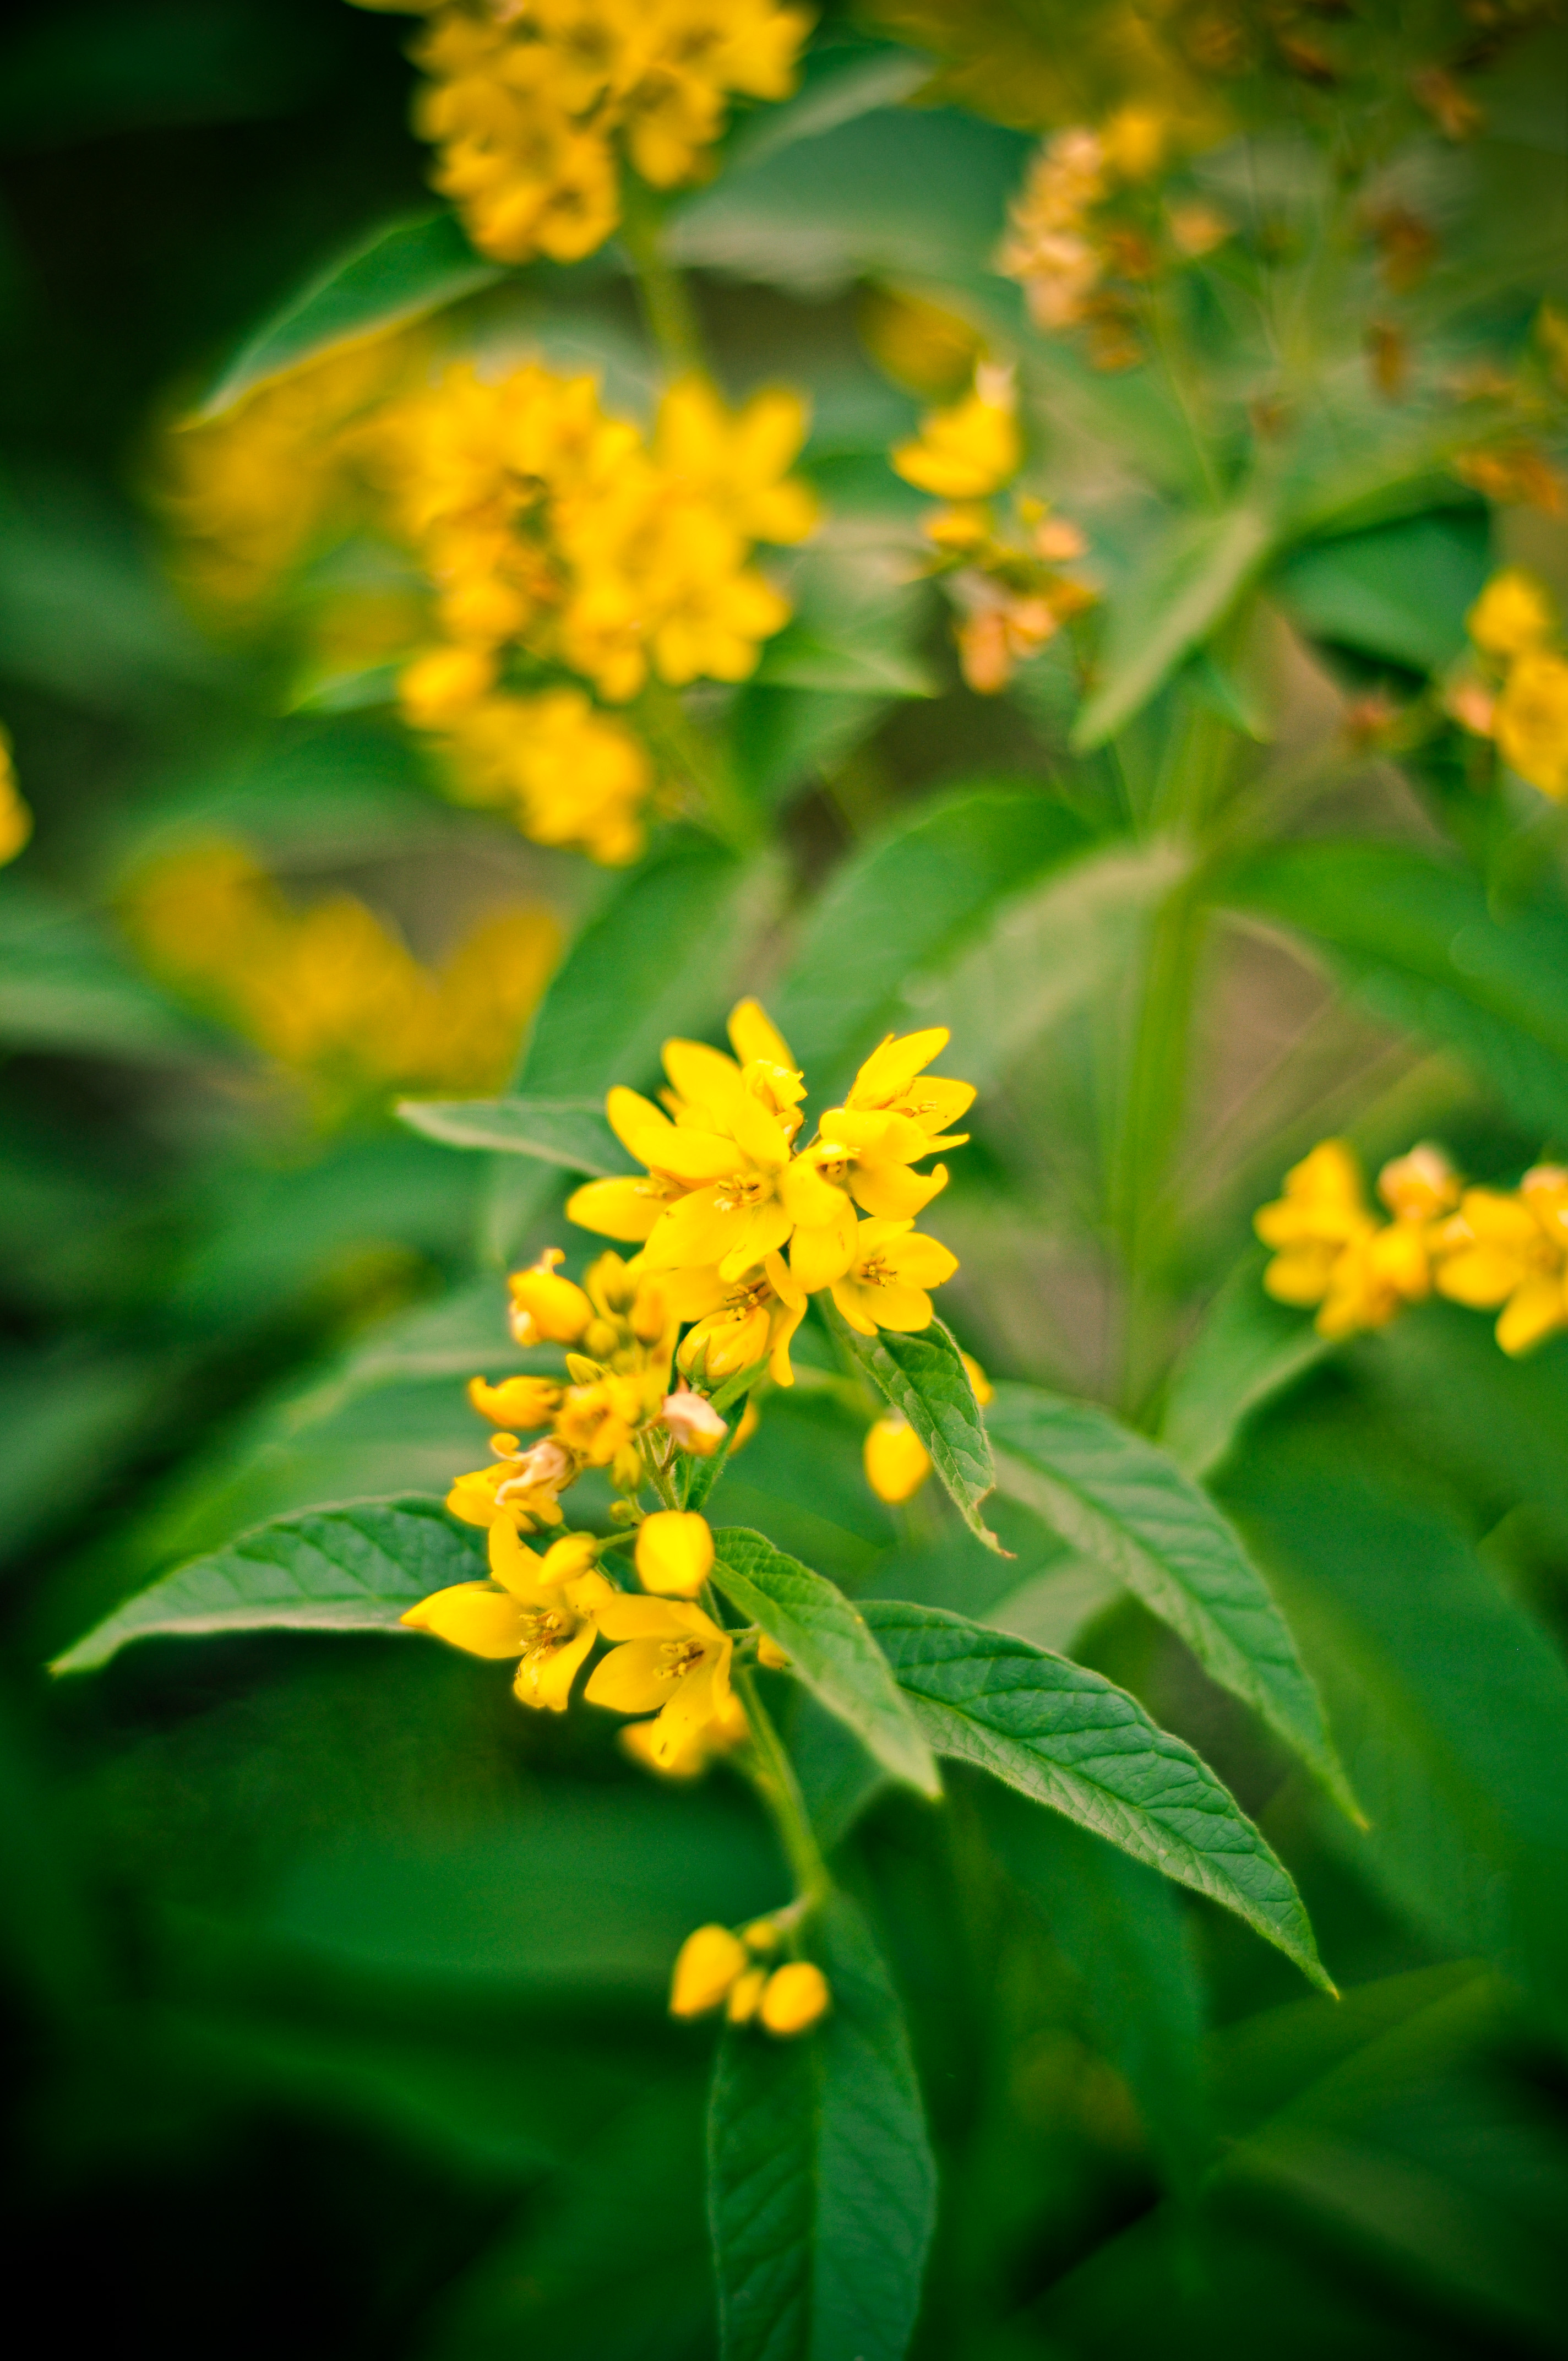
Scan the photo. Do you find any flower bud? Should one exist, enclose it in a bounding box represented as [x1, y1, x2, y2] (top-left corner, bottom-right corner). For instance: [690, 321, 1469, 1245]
[759, 1961, 831, 2037]
[660, 1389, 728, 1455]
[508, 1248, 594, 1345]
[863, 1411, 933, 1504]
[756, 1635, 792, 1671]
[726, 1967, 767, 2024]
[636, 1510, 714, 1598]
[669, 1924, 748, 2017]
[535, 1532, 600, 1585]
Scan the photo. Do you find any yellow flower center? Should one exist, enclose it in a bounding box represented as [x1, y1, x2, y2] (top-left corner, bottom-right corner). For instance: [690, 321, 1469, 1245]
[714, 1172, 774, 1213]
[858, 1253, 895, 1288]
[659, 1638, 708, 1682]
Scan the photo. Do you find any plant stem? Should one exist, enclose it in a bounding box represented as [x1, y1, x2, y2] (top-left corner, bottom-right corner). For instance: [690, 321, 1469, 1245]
[732, 1662, 832, 1910]
[619, 189, 706, 377]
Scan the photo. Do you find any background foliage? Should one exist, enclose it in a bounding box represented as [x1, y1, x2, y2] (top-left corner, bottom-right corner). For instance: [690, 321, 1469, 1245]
[4, 2, 1568, 2355]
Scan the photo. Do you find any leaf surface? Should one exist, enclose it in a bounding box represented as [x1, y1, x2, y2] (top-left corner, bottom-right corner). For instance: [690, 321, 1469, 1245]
[1073, 502, 1273, 749]
[396, 1096, 630, 1176]
[711, 1528, 939, 1798]
[864, 1601, 1329, 1989]
[825, 1308, 1002, 1553]
[198, 211, 504, 416]
[987, 1381, 1354, 1818]
[707, 1889, 936, 2361]
[53, 1495, 482, 1673]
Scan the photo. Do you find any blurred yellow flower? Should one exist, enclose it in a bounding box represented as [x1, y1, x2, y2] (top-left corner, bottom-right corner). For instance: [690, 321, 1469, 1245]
[404, 0, 813, 268]
[123, 841, 558, 1122]
[891, 366, 1021, 500]
[1255, 1139, 1454, 1340]
[635, 1509, 715, 1598]
[1434, 1168, 1568, 1355]
[1467, 569, 1555, 660]
[1495, 649, 1568, 799]
[0, 728, 32, 867]
[863, 1411, 932, 1504]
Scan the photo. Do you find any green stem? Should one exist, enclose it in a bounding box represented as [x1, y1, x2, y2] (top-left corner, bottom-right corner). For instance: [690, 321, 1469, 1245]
[732, 1661, 832, 1910]
[619, 190, 706, 377]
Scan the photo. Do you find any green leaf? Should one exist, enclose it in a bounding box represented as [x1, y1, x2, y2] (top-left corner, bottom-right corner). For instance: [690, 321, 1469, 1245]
[864, 1601, 1330, 1990]
[1224, 839, 1568, 1135]
[987, 1788, 1211, 2195]
[197, 211, 505, 418]
[1271, 508, 1490, 674]
[396, 1095, 631, 1177]
[0, 878, 216, 1062]
[52, 1495, 482, 1674]
[486, 835, 784, 1258]
[824, 1307, 1003, 1554]
[710, 1528, 939, 1799]
[707, 1888, 936, 2361]
[770, 786, 1094, 1106]
[751, 625, 935, 698]
[1159, 1250, 1335, 1480]
[1072, 502, 1275, 750]
[986, 1381, 1357, 1819]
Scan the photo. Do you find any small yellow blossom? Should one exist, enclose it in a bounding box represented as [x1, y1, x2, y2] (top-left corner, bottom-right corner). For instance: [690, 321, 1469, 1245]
[759, 1960, 831, 2035]
[1255, 1139, 1451, 1340]
[863, 1411, 933, 1505]
[1468, 570, 1555, 660]
[401, 1516, 611, 1709]
[1495, 649, 1568, 799]
[508, 1248, 595, 1346]
[636, 1510, 715, 1598]
[620, 1689, 748, 1780]
[0, 728, 31, 867]
[1434, 1167, 1568, 1354]
[669, 1923, 750, 2017]
[891, 366, 1022, 501]
[676, 1258, 807, 1389]
[829, 1218, 959, 1338]
[727, 1966, 769, 2023]
[585, 1591, 735, 1766]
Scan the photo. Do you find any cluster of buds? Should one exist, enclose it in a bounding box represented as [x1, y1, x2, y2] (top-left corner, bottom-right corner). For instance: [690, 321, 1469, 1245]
[670, 1916, 830, 2037]
[995, 113, 1228, 373]
[1257, 1138, 1568, 1357]
[1446, 569, 1568, 803]
[890, 366, 1097, 695]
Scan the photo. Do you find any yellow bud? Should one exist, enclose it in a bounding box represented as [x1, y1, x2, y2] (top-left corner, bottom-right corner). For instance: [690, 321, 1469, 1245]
[636, 1510, 714, 1598]
[1468, 569, 1555, 660]
[726, 1966, 768, 2023]
[959, 1351, 994, 1405]
[467, 1374, 560, 1428]
[742, 1918, 781, 1953]
[756, 1635, 792, 1671]
[670, 1924, 748, 2017]
[508, 1248, 594, 1345]
[863, 1412, 933, 1504]
[759, 1961, 831, 2036]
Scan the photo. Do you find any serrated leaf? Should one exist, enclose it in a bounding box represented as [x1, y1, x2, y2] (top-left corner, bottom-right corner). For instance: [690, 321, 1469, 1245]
[396, 1095, 631, 1176]
[52, 1495, 482, 1674]
[824, 1307, 1003, 1554]
[707, 1888, 936, 2361]
[1072, 502, 1274, 750]
[1224, 839, 1568, 1136]
[770, 786, 1094, 1106]
[197, 211, 504, 418]
[711, 1528, 939, 1798]
[864, 1601, 1330, 1990]
[986, 1380, 1356, 1819]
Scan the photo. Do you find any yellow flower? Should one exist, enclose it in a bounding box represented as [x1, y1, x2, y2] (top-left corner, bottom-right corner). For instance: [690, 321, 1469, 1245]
[401, 1517, 611, 1710]
[1495, 649, 1568, 799]
[863, 1411, 932, 1505]
[669, 1923, 749, 2016]
[843, 1025, 976, 1143]
[0, 728, 31, 867]
[759, 1960, 830, 2036]
[636, 1510, 715, 1598]
[434, 689, 653, 865]
[508, 1248, 595, 1346]
[467, 1374, 562, 1428]
[1467, 569, 1555, 660]
[891, 365, 1022, 500]
[1256, 1140, 1376, 1308]
[1434, 1168, 1568, 1354]
[829, 1217, 959, 1337]
[655, 377, 818, 549]
[677, 1256, 807, 1387]
[585, 1591, 734, 1766]
[620, 1689, 748, 1780]
[447, 1432, 579, 1531]
[809, 1108, 952, 1223]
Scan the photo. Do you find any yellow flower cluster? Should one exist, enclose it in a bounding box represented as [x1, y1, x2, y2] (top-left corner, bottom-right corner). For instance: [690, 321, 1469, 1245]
[890, 365, 1096, 694]
[380, 362, 816, 859]
[669, 1919, 829, 2035]
[567, 999, 968, 1384]
[1257, 1138, 1568, 1357]
[391, 0, 813, 267]
[1449, 569, 1568, 801]
[123, 841, 559, 1122]
[0, 726, 31, 868]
